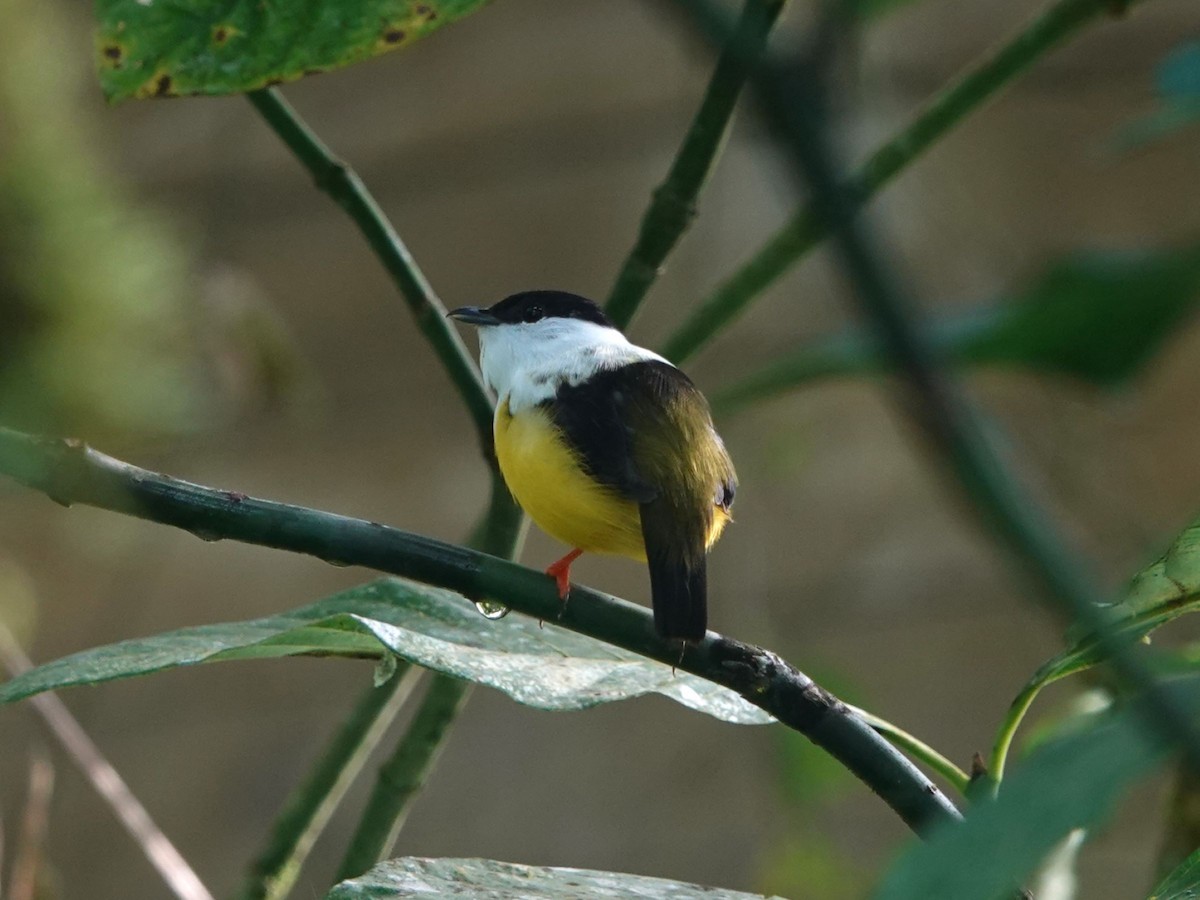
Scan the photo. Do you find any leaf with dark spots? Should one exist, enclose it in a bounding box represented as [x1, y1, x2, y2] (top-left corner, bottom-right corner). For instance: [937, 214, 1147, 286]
[94, 0, 495, 102]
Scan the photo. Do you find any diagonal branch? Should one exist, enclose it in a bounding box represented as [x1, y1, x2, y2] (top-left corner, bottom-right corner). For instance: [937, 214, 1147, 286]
[683, 0, 1200, 771]
[661, 0, 1153, 363]
[0, 426, 961, 836]
[605, 0, 785, 330]
[246, 88, 495, 455]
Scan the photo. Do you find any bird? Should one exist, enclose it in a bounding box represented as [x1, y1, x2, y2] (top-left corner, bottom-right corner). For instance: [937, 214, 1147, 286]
[448, 290, 736, 640]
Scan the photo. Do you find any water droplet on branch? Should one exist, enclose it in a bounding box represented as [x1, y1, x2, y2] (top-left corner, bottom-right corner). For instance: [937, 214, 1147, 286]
[473, 599, 510, 620]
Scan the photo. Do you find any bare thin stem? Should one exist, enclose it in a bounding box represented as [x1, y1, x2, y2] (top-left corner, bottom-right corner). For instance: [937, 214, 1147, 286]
[0, 624, 214, 900]
[661, 0, 1151, 363]
[8, 753, 53, 900]
[0, 428, 961, 836]
[245, 88, 495, 456]
[605, 0, 785, 329]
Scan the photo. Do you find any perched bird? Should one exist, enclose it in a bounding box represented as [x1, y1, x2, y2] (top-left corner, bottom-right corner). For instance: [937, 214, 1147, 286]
[449, 290, 736, 640]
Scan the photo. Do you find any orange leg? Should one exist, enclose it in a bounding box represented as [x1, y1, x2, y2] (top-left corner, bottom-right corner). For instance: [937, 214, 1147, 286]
[545, 548, 584, 601]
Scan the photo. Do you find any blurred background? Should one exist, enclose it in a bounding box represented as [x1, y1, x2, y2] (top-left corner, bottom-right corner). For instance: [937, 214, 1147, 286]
[1, 0, 1199, 896]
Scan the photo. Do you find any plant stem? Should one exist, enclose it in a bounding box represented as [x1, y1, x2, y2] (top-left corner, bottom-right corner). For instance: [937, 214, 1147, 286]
[711, 5, 1200, 771]
[661, 0, 1150, 363]
[0, 427, 961, 836]
[988, 681, 1042, 785]
[245, 88, 494, 456]
[247, 86, 526, 891]
[850, 706, 971, 795]
[332, 478, 523, 879]
[235, 664, 421, 900]
[0, 623, 214, 900]
[335, 676, 471, 879]
[710, 313, 997, 414]
[605, 0, 785, 330]
[238, 481, 521, 900]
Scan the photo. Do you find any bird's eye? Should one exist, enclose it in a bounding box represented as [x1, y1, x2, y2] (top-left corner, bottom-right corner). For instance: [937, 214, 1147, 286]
[524, 305, 544, 323]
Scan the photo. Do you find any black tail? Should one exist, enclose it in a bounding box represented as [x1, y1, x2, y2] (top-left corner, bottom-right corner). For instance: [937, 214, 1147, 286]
[641, 500, 708, 640]
[648, 555, 707, 640]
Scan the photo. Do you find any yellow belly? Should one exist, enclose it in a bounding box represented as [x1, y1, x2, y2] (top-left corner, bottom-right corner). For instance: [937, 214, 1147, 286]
[494, 400, 731, 560]
[495, 401, 646, 559]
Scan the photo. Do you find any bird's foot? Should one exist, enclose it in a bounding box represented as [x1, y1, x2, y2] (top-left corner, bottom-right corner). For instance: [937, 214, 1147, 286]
[545, 548, 584, 605]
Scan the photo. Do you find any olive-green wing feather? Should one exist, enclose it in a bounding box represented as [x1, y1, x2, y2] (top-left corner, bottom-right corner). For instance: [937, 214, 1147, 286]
[548, 360, 735, 638]
[626, 363, 735, 639]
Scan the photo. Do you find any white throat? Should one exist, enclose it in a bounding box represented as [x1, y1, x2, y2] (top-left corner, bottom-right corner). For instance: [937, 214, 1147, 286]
[478, 318, 666, 412]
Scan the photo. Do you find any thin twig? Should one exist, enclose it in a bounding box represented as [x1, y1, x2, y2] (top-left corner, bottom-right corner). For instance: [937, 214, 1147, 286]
[245, 88, 495, 456]
[661, 0, 1153, 363]
[336, 676, 472, 879]
[605, 0, 785, 329]
[8, 753, 53, 900]
[236, 663, 422, 900]
[0, 623, 215, 900]
[0, 428, 961, 835]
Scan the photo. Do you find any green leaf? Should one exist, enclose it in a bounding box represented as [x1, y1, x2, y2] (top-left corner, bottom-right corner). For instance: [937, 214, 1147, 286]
[990, 516, 1200, 782]
[326, 857, 783, 899]
[958, 248, 1200, 385]
[0, 578, 772, 725]
[876, 702, 1171, 900]
[714, 245, 1200, 413]
[1149, 845, 1200, 900]
[1026, 515, 1200, 692]
[95, 0, 494, 102]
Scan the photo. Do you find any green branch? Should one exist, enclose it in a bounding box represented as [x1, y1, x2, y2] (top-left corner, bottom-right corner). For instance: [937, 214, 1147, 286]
[336, 675, 471, 880]
[661, 0, 1150, 363]
[246, 88, 495, 455]
[605, 0, 785, 329]
[0, 427, 960, 836]
[332, 477, 524, 879]
[989, 680, 1043, 785]
[243, 87, 524, 895]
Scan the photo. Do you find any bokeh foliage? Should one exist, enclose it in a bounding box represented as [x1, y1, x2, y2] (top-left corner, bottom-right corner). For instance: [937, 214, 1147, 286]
[0, 0, 205, 441]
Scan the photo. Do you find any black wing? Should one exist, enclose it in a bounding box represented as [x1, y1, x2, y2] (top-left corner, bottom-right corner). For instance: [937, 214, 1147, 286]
[548, 361, 737, 639]
[545, 364, 660, 504]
